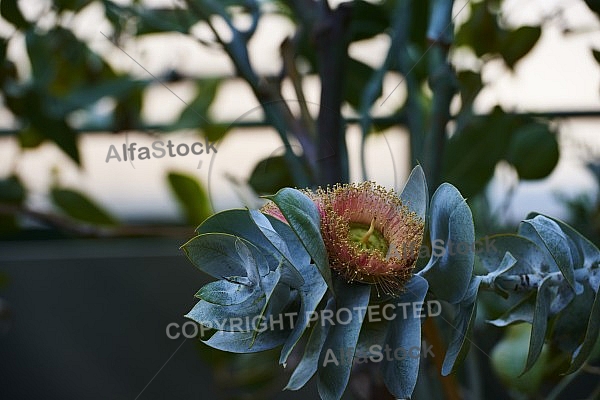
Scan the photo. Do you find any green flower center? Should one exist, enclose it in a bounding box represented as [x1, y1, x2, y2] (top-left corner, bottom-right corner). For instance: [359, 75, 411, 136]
[348, 219, 388, 254]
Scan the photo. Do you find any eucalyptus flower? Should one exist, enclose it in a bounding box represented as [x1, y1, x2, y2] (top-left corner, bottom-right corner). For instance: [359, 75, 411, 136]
[262, 182, 424, 295]
[184, 166, 480, 399]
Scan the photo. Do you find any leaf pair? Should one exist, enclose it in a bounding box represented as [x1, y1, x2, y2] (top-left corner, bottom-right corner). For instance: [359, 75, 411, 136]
[183, 194, 329, 371]
[483, 214, 600, 375]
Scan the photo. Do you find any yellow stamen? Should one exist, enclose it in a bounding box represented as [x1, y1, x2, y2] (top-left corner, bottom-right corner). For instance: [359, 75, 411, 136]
[361, 218, 376, 244]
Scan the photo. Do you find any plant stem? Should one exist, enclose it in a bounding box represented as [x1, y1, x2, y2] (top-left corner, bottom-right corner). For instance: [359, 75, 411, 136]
[359, 0, 412, 181]
[313, 1, 352, 185]
[480, 267, 600, 295]
[185, 0, 313, 187]
[424, 0, 457, 189]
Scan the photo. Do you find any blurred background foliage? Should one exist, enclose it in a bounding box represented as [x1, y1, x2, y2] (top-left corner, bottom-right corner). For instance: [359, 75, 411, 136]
[1, 0, 600, 399]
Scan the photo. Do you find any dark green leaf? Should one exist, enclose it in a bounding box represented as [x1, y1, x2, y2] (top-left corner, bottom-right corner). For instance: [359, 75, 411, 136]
[16, 92, 82, 162]
[135, 8, 199, 35]
[348, 0, 389, 42]
[506, 122, 559, 180]
[51, 188, 117, 225]
[113, 84, 143, 131]
[454, 2, 499, 58]
[45, 121, 81, 165]
[592, 49, 600, 65]
[0, 175, 25, 204]
[26, 28, 115, 94]
[173, 79, 220, 130]
[52, 77, 141, 118]
[167, 171, 213, 226]
[345, 58, 379, 111]
[443, 108, 517, 197]
[500, 26, 541, 69]
[54, 0, 93, 12]
[584, 0, 600, 16]
[202, 123, 230, 142]
[248, 156, 296, 196]
[0, 176, 25, 236]
[456, 70, 483, 111]
[16, 127, 44, 149]
[1, 0, 30, 29]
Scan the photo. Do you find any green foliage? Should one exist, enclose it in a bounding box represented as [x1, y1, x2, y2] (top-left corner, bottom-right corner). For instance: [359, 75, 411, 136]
[1, 0, 30, 29]
[345, 58, 380, 111]
[51, 187, 117, 226]
[167, 172, 213, 225]
[444, 108, 559, 197]
[0, 1, 596, 398]
[172, 80, 225, 138]
[248, 156, 297, 196]
[316, 279, 371, 400]
[419, 183, 474, 303]
[455, 2, 541, 69]
[399, 164, 428, 221]
[347, 0, 390, 42]
[185, 183, 406, 398]
[264, 188, 333, 291]
[381, 275, 429, 398]
[441, 275, 481, 375]
[0, 175, 26, 235]
[481, 214, 600, 377]
[0, 0, 561, 237]
[183, 161, 600, 399]
[506, 122, 559, 180]
[0, 175, 25, 204]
